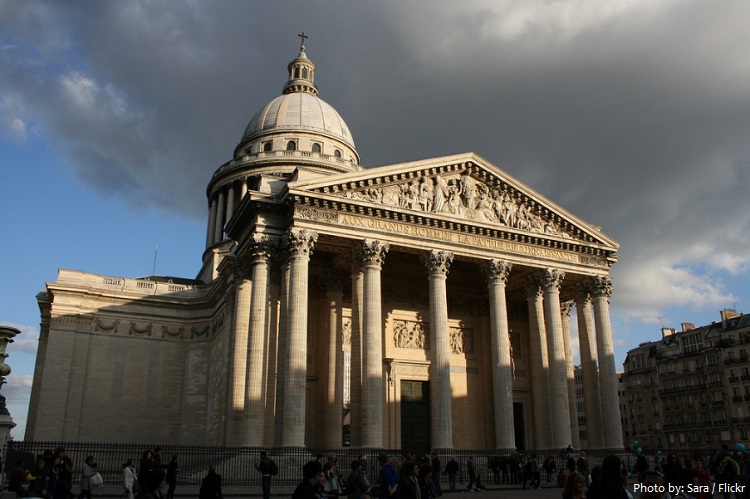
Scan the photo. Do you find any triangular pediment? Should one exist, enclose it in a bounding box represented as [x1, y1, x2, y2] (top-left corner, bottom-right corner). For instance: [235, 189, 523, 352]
[288, 152, 618, 249]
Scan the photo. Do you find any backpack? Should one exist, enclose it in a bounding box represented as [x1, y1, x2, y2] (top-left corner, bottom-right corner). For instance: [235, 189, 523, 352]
[270, 460, 279, 476]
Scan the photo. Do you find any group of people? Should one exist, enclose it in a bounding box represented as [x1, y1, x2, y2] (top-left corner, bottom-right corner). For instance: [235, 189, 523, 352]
[122, 447, 181, 499]
[7, 447, 77, 499]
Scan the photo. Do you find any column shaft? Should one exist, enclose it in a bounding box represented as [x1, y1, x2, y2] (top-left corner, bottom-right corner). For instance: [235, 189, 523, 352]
[280, 230, 317, 448]
[226, 183, 236, 224]
[349, 262, 364, 448]
[526, 278, 552, 450]
[243, 236, 273, 446]
[323, 275, 344, 448]
[560, 301, 580, 449]
[576, 293, 605, 449]
[590, 277, 624, 450]
[485, 260, 515, 450]
[425, 250, 454, 449]
[226, 259, 251, 443]
[213, 189, 225, 243]
[206, 196, 217, 248]
[360, 240, 389, 448]
[541, 269, 571, 449]
[273, 261, 291, 447]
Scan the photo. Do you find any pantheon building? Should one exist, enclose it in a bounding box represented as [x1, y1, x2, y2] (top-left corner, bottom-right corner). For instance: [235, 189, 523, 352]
[27, 42, 623, 452]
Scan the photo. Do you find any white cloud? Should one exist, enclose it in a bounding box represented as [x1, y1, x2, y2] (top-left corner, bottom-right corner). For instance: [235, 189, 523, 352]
[2, 373, 33, 405]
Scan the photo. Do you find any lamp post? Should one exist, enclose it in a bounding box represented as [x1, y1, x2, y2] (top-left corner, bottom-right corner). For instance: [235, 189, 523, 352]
[0, 325, 20, 463]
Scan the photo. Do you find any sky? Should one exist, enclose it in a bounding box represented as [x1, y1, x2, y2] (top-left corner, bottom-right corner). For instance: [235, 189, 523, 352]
[1, 0, 749, 440]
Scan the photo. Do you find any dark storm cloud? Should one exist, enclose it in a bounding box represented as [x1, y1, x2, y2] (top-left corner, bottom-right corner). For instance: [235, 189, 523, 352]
[1, 0, 749, 319]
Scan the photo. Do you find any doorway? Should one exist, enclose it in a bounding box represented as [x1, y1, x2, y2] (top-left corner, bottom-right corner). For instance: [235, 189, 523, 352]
[401, 380, 431, 455]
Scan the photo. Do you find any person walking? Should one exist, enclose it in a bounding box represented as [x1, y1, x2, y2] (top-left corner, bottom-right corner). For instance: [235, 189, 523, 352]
[77, 456, 97, 499]
[255, 451, 273, 499]
[199, 466, 223, 499]
[122, 458, 138, 499]
[445, 457, 459, 492]
[166, 454, 180, 499]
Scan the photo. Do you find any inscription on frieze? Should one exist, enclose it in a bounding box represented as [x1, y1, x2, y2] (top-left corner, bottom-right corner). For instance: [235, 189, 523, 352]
[297, 208, 609, 268]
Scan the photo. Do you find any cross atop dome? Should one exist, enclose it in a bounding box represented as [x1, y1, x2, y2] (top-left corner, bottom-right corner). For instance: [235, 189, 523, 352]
[298, 32, 308, 51]
[284, 34, 318, 96]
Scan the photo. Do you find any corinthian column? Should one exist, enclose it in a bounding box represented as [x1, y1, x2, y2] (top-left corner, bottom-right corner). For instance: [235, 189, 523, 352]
[206, 196, 218, 248]
[349, 254, 364, 447]
[484, 259, 515, 450]
[424, 250, 454, 449]
[214, 188, 225, 243]
[589, 276, 624, 450]
[243, 234, 274, 446]
[541, 269, 571, 449]
[280, 229, 317, 448]
[226, 257, 251, 443]
[273, 259, 291, 447]
[525, 277, 552, 450]
[360, 240, 389, 448]
[323, 272, 345, 448]
[576, 289, 605, 449]
[560, 301, 580, 449]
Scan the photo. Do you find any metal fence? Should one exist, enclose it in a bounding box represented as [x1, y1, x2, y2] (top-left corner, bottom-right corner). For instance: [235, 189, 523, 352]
[2, 441, 671, 488]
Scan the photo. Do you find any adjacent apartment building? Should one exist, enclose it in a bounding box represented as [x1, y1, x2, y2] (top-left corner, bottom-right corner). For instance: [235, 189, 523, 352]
[622, 309, 750, 450]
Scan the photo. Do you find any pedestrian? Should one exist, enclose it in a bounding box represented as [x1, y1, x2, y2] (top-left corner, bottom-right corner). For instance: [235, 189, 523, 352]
[562, 472, 587, 499]
[376, 453, 398, 498]
[123, 458, 138, 499]
[323, 453, 343, 497]
[139, 450, 155, 486]
[199, 466, 223, 499]
[166, 454, 180, 499]
[255, 451, 273, 499]
[27, 459, 48, 498]
[430, 451, 443, 496]
[140, 469, 166, 499]
[293, 461, 324, 499]
[77, 455, 97, 499]
[345, 460, 370, 499]
[465, 456, 477, 491]
[397, 460, 420, 499]
[445, 457, 459, 492]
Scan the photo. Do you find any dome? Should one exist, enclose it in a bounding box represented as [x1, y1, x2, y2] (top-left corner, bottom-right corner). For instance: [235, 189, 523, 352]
[241, 92, 356, 150]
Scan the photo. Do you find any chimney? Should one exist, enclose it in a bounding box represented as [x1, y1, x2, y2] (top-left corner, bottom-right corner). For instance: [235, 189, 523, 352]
[721, 309, 740, 327]
[681, 322, 695, 332]
[662, 327, 677, 338]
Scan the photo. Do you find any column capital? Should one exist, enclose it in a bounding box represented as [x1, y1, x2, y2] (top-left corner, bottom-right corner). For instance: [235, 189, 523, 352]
[360, 239, 389, 269]
[560, 300, 575, 317]
[540, 268, 565, 292]
[575, 285, 592, 304]
[524, 276, 543, 299]
[423, 250, 454, 276]
[283, 229, 318, 259]
[231, 257, 253, 283]
[483, 259, 512, 285]
[248, 233, 276, 263]
[588, 275, 614, 299]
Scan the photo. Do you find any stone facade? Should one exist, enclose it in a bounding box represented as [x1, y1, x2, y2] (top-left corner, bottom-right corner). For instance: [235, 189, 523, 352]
[27, 42, 623, 451]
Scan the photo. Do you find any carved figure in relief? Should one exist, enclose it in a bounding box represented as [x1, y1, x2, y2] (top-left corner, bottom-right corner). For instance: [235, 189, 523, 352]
[460, 172, 477, 210]
[407, 181, 419, 210]
[418, 177, 433, 212]
[447, 181, 462, 215]
[475, 185, 496, 222]
[433, 175, 448, 212]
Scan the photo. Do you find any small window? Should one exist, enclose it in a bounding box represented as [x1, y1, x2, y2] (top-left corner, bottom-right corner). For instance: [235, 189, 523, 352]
[334, 149, 342, 158]
[312, 143, 321, 153]
[302, 68, 308, 78]
[286, 141, 297, 151]
[294, 66, 300, 79]
[263, 142, 272, 152]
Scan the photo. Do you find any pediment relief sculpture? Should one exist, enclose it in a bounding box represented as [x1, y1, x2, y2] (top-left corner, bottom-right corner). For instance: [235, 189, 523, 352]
[335, 171, 577, 240]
